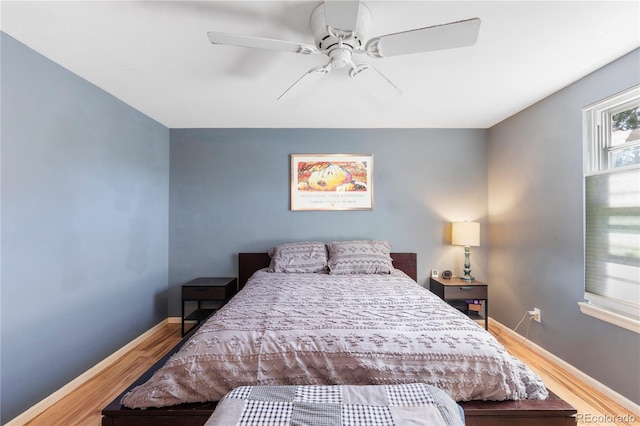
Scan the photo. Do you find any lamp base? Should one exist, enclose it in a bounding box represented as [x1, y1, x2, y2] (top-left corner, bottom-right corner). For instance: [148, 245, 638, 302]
[461, 245, 474, 282]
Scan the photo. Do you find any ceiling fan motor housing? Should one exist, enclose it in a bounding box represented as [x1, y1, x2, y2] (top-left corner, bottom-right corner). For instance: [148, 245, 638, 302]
[310, 3, 371, 52]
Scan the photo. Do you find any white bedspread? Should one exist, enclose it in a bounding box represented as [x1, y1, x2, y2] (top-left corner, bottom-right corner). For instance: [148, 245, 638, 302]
[122, 270, 548, 409]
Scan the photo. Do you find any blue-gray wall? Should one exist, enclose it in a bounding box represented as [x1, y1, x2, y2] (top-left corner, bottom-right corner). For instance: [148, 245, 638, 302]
[0, 33, 170, 423]
[169, 128, 489, 316]
[488, 48, 640, 405]
[2, 27, 638, 423]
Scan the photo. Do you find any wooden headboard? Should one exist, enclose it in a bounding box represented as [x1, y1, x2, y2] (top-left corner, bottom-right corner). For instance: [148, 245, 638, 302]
[238, 252, 417, 290]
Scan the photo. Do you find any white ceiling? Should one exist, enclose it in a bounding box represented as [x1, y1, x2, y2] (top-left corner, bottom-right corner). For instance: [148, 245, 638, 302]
[1, 1, 638, 129]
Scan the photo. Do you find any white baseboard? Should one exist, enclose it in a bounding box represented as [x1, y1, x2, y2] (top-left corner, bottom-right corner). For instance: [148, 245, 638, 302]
[490, 317, 640, 416]
[5, 319, 170, 426]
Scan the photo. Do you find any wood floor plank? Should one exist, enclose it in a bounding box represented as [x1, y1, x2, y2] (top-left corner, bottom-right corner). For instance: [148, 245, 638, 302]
[17, 321, 638, 425]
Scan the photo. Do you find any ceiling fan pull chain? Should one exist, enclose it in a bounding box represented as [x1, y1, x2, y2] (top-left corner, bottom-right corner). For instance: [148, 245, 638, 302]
[350, 63, 402, 95]
[277, 63, 332, 100]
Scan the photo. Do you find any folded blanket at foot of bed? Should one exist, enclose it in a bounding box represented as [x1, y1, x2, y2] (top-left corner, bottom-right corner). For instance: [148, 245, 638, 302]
[205, 383, 465, 426]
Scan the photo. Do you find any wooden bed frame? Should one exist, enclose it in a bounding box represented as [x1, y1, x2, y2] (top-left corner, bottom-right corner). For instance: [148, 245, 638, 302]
[102, 252, 576, 426]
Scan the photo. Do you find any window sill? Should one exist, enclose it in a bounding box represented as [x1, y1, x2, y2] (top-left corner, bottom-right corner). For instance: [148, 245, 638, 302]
[578, 302, 640, 334]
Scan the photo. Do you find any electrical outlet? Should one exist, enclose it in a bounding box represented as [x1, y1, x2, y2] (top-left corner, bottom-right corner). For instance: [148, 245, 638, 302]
[532, 307, 541, 323]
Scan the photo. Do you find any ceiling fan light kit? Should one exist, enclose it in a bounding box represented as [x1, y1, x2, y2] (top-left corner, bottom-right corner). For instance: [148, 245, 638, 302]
[207, 1, 481, 99]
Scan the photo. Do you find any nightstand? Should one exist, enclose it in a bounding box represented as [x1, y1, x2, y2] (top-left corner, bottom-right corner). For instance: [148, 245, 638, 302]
[430, 276, 488, 330]
[181, 277, 237, 336]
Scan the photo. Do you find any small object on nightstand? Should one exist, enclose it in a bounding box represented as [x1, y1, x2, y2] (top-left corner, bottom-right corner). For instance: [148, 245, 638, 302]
[430, 276, 488, 330]
[442, 270, 452, 279]
[431, 269, 439, 278]
[181, 277, 237, 336]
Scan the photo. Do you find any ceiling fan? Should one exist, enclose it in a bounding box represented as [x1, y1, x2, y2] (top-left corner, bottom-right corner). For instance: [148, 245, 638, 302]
[207, 1, 480, 99]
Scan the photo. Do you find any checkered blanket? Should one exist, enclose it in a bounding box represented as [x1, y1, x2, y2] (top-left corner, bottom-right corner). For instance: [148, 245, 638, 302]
[205, 383, 465, 426]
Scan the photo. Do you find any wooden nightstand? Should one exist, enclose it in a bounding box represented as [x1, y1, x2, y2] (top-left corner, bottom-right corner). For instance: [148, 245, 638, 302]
[181, 277, 237, 336]
[430, 276, 488, 330]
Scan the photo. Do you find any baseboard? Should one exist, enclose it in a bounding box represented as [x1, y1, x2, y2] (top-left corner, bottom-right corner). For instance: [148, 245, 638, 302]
[5, 319, 170, 426]
[490, 317, 640, 416]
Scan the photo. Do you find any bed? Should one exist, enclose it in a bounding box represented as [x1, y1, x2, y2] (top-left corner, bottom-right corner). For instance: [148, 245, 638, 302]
[102, 247, 576, 426]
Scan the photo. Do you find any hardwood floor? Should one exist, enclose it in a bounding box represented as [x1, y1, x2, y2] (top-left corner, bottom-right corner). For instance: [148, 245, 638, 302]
[17, 321, 638, 426]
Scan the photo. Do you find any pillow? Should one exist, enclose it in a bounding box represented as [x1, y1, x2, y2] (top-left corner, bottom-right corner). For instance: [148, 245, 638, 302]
[268, 242, 328, 273]
[327, 240, 394, 274]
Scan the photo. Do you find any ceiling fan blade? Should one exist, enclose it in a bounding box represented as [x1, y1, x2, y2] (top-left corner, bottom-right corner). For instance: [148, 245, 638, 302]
[324, 0, 361, 33]
[207, 32, 318, 54]
[366, 18, 481, 58]
[277, 64, 332, 100]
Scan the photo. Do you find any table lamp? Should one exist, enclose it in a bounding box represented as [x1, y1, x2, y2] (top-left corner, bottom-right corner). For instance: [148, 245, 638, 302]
[452, 221, 480, 282]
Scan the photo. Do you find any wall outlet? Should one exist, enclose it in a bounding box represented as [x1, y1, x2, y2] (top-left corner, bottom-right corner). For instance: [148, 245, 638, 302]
[532, 307, 541, 323]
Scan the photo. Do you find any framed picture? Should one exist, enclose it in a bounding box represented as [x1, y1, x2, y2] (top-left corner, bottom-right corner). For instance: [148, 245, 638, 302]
[291, 154, 373, 211]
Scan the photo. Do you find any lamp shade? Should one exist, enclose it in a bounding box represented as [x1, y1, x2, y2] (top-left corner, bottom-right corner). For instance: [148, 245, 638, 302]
[452, 222, 480, 247]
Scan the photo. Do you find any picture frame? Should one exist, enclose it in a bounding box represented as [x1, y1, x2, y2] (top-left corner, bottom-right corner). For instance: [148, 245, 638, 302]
[291, 154, 373, 211]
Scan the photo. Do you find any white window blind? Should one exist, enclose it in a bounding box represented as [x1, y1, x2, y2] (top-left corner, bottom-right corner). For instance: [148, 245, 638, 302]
[582, 86, 640, 332]
[585, 168, 640, 312]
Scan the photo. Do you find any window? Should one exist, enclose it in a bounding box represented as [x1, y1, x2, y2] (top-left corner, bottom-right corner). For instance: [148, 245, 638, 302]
[580, 85, 640, 333]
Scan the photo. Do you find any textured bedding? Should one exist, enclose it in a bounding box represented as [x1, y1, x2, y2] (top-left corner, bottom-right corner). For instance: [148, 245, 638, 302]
[122, 269, 548, 409]
[205, 383, 465, 426]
